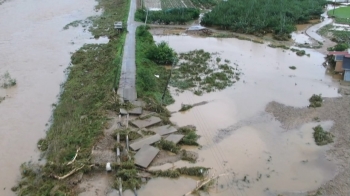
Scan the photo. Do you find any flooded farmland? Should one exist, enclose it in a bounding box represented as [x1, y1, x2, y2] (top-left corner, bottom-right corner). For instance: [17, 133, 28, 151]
[134, 35, 342, 195]
[0, 0, 102, 195]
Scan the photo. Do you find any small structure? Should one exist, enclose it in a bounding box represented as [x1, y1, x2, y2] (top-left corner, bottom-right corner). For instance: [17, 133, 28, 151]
[114, 21, 123, 29]
[186, 25, 212, 35]
[328, 49, 350, 81]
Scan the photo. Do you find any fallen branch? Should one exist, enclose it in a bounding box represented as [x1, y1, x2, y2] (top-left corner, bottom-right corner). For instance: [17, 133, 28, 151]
[52, 165, 84, 180]
[67, 147, 80, 165]
[183, 173, 229, 196]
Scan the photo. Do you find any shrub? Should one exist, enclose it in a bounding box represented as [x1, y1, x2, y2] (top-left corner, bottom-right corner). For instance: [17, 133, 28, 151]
[146, 41, 176, 65]
[327, 43, 348, 51]
[309, 94, 322, 108]
[313, 125, 333, 145]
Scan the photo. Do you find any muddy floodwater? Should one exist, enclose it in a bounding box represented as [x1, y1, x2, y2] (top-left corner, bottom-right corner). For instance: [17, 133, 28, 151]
[138, 35, 341, 195]
[0, 0, 103, 195]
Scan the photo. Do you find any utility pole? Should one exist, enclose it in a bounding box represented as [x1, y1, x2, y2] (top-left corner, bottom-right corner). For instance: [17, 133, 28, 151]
[144, 9, 149, 25]
[161, 57, 176, 105]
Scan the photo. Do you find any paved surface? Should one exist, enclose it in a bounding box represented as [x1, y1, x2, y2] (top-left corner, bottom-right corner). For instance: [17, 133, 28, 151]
[129, 134, 161, 150]
[134, 145, 159, 168]
[131, 116, 162, 128]
[117, 0, 141, 102]
[151, 125, 177, 136]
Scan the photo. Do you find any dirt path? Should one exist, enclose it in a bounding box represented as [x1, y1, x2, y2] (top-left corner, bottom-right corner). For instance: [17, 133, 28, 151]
[266, 87, 350, 196]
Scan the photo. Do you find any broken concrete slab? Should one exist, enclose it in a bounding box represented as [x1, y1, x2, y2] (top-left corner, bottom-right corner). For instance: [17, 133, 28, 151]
[129, 134, 161, 151]
[128, 107, 142, 115]
[134, 145, 159, 168]
[151, 125, 177, 136]
[131, 116, 161, 128]
[120, 108, 128, 115]
[164, 134, 184, 144]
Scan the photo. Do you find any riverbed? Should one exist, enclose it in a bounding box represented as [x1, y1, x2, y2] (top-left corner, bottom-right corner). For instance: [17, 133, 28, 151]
[132, 35, 341, 195]
[0, 0, 103, 194]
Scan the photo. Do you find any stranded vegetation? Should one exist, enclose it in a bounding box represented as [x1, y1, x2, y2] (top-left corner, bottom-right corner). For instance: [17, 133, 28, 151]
[171, 50, 241, 95]
[0, 71, 16, 88]
[313, 125, 333, 146]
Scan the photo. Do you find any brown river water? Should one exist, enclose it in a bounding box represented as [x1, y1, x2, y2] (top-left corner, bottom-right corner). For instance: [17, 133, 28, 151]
[0, 0, 106, 195]
[128, 36, 340, 196]
[0, 1, 342, 195]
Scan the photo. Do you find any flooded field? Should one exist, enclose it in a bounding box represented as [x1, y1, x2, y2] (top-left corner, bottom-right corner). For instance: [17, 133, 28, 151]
[138, 35, 342, 195]
[0, 0, 102, 194]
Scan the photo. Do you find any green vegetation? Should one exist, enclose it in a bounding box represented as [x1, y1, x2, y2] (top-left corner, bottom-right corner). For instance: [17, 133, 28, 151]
[290, 48, 308, 56]
[309, 94, 322, 108]
[177, 126, 200, 146]
[180, 150, 197, 163]
[155, 139, 180, 153]
[0, 71, 16, 88]
[181, 131, 200, 146]
[317, 24, 350, 48]
[135, 8, 200, 25]
[37, 138, 48, 151]
[201, 0, 326, 39]
[179, 104, 193, 112]
[113, 161, 142, 190]
[15, 0, 130, 195]
[171, 50, 241, 95]
[146, 41, 176, 65]
[289, 66, 297, 70]
[327, 43, 349, 51]
[268, 44, 290, 50]
[327, 6, 350, 24]
[136, 26, 174, 106]
[313, 125, 333, 146]
[150, 167, 209, 178]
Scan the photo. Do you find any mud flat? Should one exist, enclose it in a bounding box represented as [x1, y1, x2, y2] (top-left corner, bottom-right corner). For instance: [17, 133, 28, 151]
[138, 35, 344, 195]
[0, 0, 102, 194]
[266, 87, 350, 196]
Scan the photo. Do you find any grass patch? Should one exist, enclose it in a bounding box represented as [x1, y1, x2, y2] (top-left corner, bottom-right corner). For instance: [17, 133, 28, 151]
[136, 25, 175, 108]
[313, 125, 333, 146]
[15, 0, 130, 195]
[289, 66, 297, 70]
[327, 6, 350, 19]
[309, 94, 322, 108]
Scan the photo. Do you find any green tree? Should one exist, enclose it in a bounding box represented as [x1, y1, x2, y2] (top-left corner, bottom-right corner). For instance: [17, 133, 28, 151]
[146, 41, 175, 65]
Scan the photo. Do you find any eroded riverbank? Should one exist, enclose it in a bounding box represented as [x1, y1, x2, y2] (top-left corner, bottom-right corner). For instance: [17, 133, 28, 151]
[0, 0, 102, 194]
[133, 35, 343, 195]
